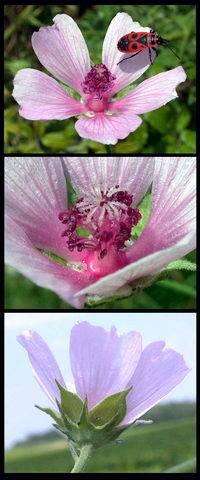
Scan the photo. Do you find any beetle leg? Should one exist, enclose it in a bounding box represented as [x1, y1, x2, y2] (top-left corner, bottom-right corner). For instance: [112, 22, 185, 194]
[148, 47, 153, 64]
[117, 50, 141, 65]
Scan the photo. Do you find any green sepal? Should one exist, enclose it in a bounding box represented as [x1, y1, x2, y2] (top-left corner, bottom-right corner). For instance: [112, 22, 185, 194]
[37, 388, 132, 451]
[35, 405, 64, 427]
[56, 381, 84, 424]
[162, 259, 196, 272]
[89, 387, 132, 428]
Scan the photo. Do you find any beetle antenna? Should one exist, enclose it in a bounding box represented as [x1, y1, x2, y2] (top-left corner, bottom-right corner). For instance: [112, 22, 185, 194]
[162, 39, 181, 60]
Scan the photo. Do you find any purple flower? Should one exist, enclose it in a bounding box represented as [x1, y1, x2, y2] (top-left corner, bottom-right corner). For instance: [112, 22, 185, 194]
[17, 322, 190, 426]
[12, 13, 186, 145]
[5, 157, 196, 308]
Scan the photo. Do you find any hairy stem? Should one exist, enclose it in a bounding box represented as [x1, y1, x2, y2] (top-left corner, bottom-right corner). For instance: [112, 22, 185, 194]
[71, 444, 93, 473]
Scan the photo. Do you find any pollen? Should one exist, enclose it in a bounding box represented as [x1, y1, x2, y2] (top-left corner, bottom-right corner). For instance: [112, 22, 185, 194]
[59, 186, 142, 260]
[82, 64, 116, 97]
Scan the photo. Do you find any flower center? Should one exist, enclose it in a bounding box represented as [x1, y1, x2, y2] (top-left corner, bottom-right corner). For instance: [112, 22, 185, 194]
[59, 186, 141, 276]
[82, 64, 116, 98]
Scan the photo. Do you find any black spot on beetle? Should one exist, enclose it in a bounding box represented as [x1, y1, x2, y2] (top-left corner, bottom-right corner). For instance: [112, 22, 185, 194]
[139, 36, 147, 45]
[131, 43, 138, 50]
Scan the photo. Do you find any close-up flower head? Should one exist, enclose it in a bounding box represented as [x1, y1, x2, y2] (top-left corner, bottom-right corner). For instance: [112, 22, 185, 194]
[12, 12, 186, 145]
[5, 156, 196, 309]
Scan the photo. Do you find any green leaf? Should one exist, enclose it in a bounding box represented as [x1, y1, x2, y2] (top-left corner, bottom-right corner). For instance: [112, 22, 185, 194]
[42, 132, 68, 150]
[89, 388, 131, 427]
[163, 457, 196, 473]
[35, 405, 63, 427]
[56, 382, 84, 424]
[163, 259, 196, 272]
[158, 279, 196, 299]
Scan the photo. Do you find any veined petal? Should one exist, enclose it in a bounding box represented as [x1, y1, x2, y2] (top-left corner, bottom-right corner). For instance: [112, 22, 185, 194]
[76, 232, 195, 298]
[75, 111, 142, 145]
[63, 157, 154, 207]
[5, 157, 68, 256]
[113, 67, 186, 114]
[32, 14, 91, 94]
[5, 157, 88, 263]
[13, 69, 85, 120]
[17, 330, 66, 404]
[70, 321, 142, 409]
[5, 216, 89, 308]
[102, 12, 155, 95]
[122, 341, 190, 425]
[127, 157, 196, 260]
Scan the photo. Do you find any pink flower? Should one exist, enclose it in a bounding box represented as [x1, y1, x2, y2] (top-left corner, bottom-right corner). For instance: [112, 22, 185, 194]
[17, 321, 190, 426]
[5, 157, 196, 308]
[12, 13, 186, 145]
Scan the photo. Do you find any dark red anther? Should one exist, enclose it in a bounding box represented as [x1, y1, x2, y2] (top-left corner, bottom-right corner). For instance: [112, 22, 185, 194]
[100, 249, 107, 259]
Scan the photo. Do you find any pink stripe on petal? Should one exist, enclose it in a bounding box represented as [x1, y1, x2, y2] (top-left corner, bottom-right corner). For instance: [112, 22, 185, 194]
[75, 112, 142, 145]
[32, 14, 91, 94]
[113, 67, 186, 114]
[70, 322, 142, 409]
[76, 232, 195, 298]
[13, 69, 85, 120]
[122, 341, 190, 425]
[63, 157, 154, 207]
[102, 12, 154, 95]
[17, 331, 65, 404]
[5, 216, 89, 308]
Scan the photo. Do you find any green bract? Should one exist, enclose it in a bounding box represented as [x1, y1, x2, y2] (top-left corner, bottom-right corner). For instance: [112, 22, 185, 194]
[36, 382, 131, 450]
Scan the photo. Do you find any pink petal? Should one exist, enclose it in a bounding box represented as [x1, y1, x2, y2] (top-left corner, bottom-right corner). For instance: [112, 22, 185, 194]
[63, 157, 154, 207]
[70, 322, 142, 409]
[17, 330, 65, 404]
[113, 67, 186, 114]
[75, 111, 142, 145]
[102, 12, 155, 95]
[122, 341, 190, 425]
[76, 232, 195, 298]
[5, 216, 89, 308]
[32, 14, 91, 94]
[13, 69, 85, 120]
[5, 156, 69, 257]
[127, 157, 196, 260]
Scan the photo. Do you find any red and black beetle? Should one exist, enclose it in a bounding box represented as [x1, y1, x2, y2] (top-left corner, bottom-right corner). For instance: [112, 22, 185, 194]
[117, 29, 180, 65]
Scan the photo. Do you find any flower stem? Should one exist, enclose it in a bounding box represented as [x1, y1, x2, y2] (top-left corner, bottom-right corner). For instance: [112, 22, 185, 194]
[105, 144, 113, 154]
[71, 444, 93, 473]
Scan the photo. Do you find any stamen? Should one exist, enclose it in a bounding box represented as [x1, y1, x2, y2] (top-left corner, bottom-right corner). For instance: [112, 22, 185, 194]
[82, 64, 116, 97]
[59, 186, 142, 259]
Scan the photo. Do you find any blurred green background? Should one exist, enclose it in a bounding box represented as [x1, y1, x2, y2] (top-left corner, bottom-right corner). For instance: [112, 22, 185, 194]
[4, 4, 196, 154]
[5, 250, 196, 309]
[5, 402, 196, 473]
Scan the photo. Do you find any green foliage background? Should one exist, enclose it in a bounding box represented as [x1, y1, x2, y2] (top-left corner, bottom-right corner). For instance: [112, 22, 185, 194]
[5, 402, 196, 473]
[5, 252, 196, 310]
[4, 4, 196, 154]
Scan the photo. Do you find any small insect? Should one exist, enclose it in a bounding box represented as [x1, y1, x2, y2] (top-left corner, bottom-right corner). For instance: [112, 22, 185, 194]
[117, 29, 180, 65]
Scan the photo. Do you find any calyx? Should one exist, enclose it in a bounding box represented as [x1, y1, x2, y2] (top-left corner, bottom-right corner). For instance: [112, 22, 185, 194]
[36, 382, 131, 450]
